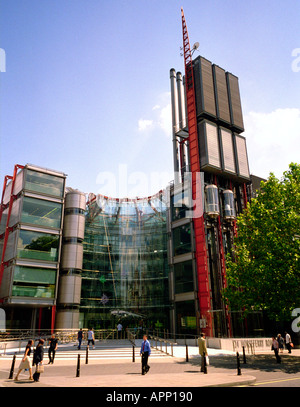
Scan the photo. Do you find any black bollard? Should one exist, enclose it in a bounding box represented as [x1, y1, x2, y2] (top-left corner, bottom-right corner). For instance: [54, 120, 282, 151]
[86, 346, 89, 364]
[132, 345, 135, 363]
[242, 346, 246, 364]
[186, 344, 189, 362]
[236, 352, 241, 375]
[76, 354, 80, 377]
[8, 353, 16, 379]
[203, 352, 207, 374]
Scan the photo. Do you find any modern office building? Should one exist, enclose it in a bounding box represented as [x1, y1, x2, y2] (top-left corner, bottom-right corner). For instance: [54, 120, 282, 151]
[0, 15, 263, 336]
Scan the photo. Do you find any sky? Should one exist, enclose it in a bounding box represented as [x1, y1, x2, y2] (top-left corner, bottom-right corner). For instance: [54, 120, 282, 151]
[0, 0, 299, 198]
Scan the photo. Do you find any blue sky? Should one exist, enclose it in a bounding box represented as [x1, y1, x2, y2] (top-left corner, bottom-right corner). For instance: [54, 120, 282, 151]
[1, 0, 299, 197]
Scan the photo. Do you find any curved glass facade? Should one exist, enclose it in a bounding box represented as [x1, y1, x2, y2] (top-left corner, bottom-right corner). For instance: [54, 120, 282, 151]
[80, 191, 169, 330]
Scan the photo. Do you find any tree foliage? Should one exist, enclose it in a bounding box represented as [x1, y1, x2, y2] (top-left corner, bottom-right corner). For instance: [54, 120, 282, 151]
[224, 163, 300, 321]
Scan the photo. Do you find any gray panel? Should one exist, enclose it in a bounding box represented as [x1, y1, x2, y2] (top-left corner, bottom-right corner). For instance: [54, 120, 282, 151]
[57, 274, 82, 305]
[226, 73, 244, 131]
[60, 244, 83, 269]
[205, 122, 221, 168]
[234, 134, 250, 179]
[55, 309, 80, 329]
[63, 215, 85, 240]
[194, 56, 216, 118]
[65, 191, 86, 210]
[213, 65, 231, 123]
[0, 265, 14, 298]
[220, 127, 236, 173]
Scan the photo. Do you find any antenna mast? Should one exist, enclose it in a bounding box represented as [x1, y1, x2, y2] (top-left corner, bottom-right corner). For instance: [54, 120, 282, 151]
[180, 8, 212, 337]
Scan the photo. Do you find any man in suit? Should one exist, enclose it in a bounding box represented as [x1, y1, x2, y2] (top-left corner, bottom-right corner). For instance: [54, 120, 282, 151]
[140, 334, 151, 375]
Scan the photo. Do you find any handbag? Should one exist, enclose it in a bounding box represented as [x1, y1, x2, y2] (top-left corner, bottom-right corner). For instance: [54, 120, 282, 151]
[36, 363, 44, 374]
[205, 355, 210, 366]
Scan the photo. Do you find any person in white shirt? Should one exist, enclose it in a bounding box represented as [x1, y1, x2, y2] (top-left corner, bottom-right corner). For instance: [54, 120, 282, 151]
[285, 331, 292, 354]
[117, 323, 123, 339]
[87, 328, 95, 349]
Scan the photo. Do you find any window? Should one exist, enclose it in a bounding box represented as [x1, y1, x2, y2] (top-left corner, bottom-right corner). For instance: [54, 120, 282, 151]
[25, 169, 64, 197]
[21, 197, 62, 229]
[17, 230, 59, 262]
[12, 265, 56, 298]
[173, 224, 192, 256]
[174, 260, 194, 294]
[171, 190, 191, 221]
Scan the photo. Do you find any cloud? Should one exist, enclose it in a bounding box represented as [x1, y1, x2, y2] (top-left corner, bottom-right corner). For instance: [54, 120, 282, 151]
[137, 92, 172, 138]
[244, 108, 300, 179]
[138, 119, 153, 131]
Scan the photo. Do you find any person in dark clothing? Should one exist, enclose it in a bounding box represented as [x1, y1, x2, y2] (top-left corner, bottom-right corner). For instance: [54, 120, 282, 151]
[140, 335, 151, 375]
[33, 339, 44, 382]
[48, 334, 58, 364]
[77, 328, 83, 350]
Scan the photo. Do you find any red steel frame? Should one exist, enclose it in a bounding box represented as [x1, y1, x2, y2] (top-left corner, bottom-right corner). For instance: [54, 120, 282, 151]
[214, 176, 232, 337]
[0, 164, 24, 298]
[181, 8, 212, 337]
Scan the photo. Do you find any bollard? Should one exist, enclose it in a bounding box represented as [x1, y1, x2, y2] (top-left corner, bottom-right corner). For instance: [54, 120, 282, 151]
[8, 353, 16, 379]
[186, 344, 189, 362]
[76, 354, 80, 377]
[236, 352, 241, 375]
[242, 346, 247, 364]
[202, 352, 207, 374]
[132, 345, 135, 363]
[86, 345, 89, 364]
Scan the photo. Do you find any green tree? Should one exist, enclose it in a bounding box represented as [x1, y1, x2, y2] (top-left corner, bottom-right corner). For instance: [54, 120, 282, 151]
[224, 163, 300, 322]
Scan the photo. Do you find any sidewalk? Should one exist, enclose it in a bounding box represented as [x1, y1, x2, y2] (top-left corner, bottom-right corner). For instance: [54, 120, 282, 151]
[0, 345, 256, 388]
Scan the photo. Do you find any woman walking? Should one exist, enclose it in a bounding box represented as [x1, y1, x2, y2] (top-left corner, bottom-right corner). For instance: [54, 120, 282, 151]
[15, 340, 33, 381]
[33, 339, 44, 382]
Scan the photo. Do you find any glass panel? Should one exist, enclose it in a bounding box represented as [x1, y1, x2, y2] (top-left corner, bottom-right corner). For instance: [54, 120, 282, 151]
[176, 300, 197, 335]
[17, 230, 59, 261]
[25, 169, 64, 197]
[172, 189, 191, 221]
[13, 265, 57, 284]
[174, 260, 194, 294]
[81, 193, 169, 330]
[173, 224, 192, 256]
[12, 284, 55, 298]
[21, 197, 62, 229]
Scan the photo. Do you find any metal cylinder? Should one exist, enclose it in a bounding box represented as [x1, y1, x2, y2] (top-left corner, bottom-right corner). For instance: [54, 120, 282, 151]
[170, 69, 180, 183]
[223, 189, 236, 220]
[205, 185, 220, 218]
[56, 190, 86, 329]
[176, 71, 187, 131]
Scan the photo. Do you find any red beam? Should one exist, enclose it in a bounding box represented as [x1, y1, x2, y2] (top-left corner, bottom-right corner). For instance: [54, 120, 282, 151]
[181, 9, 212, 337]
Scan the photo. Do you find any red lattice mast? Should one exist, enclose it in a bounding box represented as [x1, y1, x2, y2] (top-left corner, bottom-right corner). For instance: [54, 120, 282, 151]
[181, 8, 212, 336]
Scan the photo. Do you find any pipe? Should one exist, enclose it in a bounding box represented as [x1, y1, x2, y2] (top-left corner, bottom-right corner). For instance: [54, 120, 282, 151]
[170, 69, 180, 184]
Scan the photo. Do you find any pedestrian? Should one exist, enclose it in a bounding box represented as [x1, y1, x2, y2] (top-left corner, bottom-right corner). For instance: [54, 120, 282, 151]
[77, 328, 83, 350]
[285, 331, 293, 354]
[47, 334, 58, 364]
[14, 340, 33, 381]
[117, 322, 123, 339]
[277, 334, 284, 353]
[198, 333, 208, 372]
[33, 339, 44, 382]
[87, 328, 95, 349]
[271, 336, 281, 363]
[140, 334, 151, 375]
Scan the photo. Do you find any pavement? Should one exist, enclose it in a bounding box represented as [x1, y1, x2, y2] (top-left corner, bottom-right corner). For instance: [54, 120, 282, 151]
[0, 340, 257, 388]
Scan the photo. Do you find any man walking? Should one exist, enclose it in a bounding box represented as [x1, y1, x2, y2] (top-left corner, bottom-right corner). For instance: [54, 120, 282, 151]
[77, 328, 83, 350]
[285, 331, 292, 354]
[140, 334, 151, 375]
[48, 334, 58, 364]
[87, 328, 95, 349]
[198, 333, 208, 373]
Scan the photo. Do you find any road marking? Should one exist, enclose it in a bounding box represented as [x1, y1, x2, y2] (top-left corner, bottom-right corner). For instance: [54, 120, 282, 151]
[252, 376, 300, 386]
